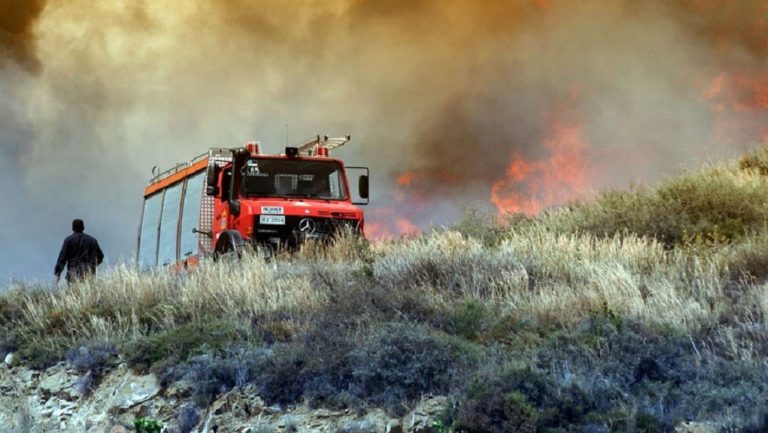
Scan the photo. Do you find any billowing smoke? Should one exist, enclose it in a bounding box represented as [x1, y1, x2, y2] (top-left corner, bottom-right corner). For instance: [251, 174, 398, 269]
[1, 0, 767, 282]
[0, 0, 47, 71]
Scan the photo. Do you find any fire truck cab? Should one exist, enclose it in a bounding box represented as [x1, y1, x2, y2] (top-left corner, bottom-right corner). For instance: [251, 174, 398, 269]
[136, 135, 369, 268]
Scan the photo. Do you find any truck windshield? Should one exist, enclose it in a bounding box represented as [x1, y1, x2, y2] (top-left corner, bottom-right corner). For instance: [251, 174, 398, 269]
[240, 158, 348, 200]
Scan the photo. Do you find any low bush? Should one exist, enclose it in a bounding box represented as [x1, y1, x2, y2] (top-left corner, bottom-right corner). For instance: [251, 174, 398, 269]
[160, 322, 479, 415]
[124, 321, 247, 372]
[739, 144, 768, 176]
[18, 336, 68, 369]
[159, 352, 264, 407]
[0, 326, 21, 359]
[177, 404, 200, 433]
[66, 342, 118, 373]
[450, 207, 510, 247]
[348, 323, 477, 415]
[0, 295, 26, 327]
[452, 363, 595, 433]
[65, 342, 118, 394]
[258, 342, 316, 407]
[716, 231, 768, 284]
[544, 165, 768, 247]
[134, 417, 163, 433]
[444, 300, 492, 340]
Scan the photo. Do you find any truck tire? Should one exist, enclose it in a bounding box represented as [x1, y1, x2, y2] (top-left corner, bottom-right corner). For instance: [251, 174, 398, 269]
[213, 230, 245, 262]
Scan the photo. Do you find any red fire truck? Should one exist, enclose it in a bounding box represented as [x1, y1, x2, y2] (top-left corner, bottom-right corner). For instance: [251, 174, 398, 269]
[136, 135, 369, 268]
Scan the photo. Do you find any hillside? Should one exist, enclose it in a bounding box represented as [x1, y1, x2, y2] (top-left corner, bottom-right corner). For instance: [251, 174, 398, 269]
[4, 145, 768, 433]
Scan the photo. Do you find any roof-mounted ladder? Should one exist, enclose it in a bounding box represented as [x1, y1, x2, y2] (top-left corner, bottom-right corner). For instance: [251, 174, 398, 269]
[297, 134, 351, 156]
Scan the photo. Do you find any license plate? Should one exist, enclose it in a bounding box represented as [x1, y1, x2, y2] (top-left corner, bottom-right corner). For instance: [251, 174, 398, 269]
[260, 215, 285, 225]
[261, 206, 284, 215]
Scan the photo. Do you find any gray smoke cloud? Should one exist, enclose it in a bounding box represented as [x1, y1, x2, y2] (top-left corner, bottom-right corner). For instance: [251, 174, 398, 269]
[1, 0, 767, 283]
[0, 0, 47, 71]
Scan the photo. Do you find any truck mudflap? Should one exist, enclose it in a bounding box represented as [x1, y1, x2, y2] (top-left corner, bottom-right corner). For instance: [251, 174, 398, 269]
[213, 230, 246, 261]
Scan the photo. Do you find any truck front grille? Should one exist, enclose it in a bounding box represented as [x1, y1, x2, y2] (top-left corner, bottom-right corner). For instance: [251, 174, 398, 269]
[253, 216, 359, 244]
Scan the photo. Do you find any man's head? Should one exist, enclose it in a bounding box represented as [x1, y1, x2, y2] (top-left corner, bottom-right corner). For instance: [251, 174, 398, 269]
[72, 219, 85, 233]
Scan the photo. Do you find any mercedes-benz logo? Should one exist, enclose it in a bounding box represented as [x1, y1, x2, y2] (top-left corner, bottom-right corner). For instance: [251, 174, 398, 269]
[299, 218, 316, 234]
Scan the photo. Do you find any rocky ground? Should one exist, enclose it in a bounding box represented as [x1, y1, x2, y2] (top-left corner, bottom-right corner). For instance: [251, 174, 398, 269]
[0, 353, 451, 433]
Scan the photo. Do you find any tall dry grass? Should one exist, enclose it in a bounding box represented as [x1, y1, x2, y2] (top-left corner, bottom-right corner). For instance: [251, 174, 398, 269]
[10, 257, 325, 345]
[3, 205, 768, 360]
[5, 222, 759, 350]
[373, 226, 764, 331]
[1, 145, 767, 367]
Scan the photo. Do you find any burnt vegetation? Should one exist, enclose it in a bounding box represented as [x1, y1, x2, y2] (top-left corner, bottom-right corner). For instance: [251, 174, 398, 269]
[5, 146, 768, 431]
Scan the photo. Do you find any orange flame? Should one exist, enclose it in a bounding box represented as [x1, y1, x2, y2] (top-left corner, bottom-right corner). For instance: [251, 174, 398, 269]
[395, 218, 420, 236]
[366, 207, 421, 240]
[491, 108, 590, 216]
[701, 71, 768, 147]
[396, 171, 416, 187]
[366, 171, 425, 240]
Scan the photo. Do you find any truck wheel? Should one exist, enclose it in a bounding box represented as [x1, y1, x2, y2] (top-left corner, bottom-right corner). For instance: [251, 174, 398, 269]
[213, 230, 245, 262]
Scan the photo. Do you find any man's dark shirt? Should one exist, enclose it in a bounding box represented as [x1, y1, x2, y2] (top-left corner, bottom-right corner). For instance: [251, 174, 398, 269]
[54, 232, 104, 280]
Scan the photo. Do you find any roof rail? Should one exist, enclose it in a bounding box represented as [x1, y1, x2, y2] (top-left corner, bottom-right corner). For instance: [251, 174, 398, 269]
[149, 152, 208, 184]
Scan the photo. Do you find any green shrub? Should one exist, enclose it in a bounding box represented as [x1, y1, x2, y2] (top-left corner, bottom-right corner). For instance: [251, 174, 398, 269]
[134, 417, 163, 433]
[585, 302, 623, 348]
[123, 321, 246, 372]
[162, 349, 270, 406]
[717, 231, 768, 283]
[450, 207, 510, 247]
[634, 412, 664, 433]
[446, 300, 492, 340]
[452, 363, 596, 433]
[0, 295, 25, 326]
[739, 144, 768, 175]
[18, 336, 68, 369]
[349, 323, 478, 415]
[547, 165, 768, 246]
[177, 404, 200, 433]
[66, 342, 118, 395]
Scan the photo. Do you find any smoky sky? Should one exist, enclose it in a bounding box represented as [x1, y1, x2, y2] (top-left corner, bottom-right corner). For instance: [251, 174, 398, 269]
[0, 0, 47, 71]
[1, 0, 767, 283]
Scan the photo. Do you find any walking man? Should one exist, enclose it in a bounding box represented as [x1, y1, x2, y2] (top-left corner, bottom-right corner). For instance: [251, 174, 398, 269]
[54, 219, 104, 284]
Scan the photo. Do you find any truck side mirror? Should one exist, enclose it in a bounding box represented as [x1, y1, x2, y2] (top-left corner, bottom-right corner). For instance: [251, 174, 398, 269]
[205, 164, 220, 196]
[358, 175, 369, 199]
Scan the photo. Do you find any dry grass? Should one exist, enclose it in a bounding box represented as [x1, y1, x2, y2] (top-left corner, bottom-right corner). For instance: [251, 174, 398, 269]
[372, 226, 761, 332]
[14, 259, 321, 344]
[3, 169, 768, 357]
[6, 220, 758, 365]
[4, 145, 768, 430]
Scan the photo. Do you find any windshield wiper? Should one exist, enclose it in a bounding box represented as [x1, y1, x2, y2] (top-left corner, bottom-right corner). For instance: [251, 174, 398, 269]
[244, 193, 290, 199]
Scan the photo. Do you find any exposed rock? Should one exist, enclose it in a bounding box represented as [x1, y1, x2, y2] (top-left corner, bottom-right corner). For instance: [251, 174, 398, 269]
[22, 362, 742, 433]
[675, 421, 718, 433]
[108, 371, 161, 413]
[38, 366, 78, 401]
[0, 366, 447, 433]
[109, 424, 129, 433]
[15, 367, 39, 386]
[165, 378, 194, 399]
[5, 352, 19, 367]
[386, 419, 404, 433]
[403, 396, 449, 433]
